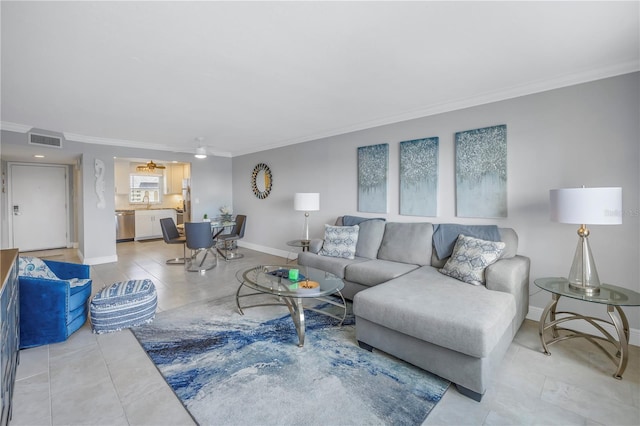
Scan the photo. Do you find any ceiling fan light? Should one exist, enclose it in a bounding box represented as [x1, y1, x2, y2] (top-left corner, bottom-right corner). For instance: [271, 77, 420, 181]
[136, 160, 166, 171]
[195, 147, 207, 159]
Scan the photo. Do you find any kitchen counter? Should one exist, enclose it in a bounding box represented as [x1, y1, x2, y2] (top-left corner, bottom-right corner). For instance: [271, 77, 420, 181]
[116, 207, 182, 212]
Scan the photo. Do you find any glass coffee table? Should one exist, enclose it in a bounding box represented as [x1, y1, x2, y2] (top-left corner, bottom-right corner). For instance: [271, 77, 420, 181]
[236, 265, 347, 347]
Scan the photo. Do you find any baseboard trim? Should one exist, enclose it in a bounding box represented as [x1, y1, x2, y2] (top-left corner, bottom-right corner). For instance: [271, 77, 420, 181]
[527, 305, 640, 347]
[237, 241, 295, 261]
[77, 250, 118, 266]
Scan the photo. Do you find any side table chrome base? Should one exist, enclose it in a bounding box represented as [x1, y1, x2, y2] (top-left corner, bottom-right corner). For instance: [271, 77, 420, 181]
[538, 293, 630, 379]
[235, 282, 347, 347]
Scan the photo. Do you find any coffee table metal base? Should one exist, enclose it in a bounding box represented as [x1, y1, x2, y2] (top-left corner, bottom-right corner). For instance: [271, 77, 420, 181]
[235, 283, 346, 347]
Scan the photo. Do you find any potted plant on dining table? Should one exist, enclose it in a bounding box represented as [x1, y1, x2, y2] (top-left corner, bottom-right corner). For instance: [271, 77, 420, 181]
[219, 206, 233, 222]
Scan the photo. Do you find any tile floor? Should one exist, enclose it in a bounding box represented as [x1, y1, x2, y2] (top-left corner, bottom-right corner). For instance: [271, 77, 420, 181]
[9, 240, 640, 425]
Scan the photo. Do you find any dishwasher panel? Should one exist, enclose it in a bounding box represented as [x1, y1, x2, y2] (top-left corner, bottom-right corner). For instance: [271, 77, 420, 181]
[116, 210, 135, 242]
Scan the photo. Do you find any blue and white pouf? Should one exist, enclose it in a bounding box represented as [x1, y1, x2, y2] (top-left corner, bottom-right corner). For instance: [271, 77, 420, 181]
[90, 279, 158, 334]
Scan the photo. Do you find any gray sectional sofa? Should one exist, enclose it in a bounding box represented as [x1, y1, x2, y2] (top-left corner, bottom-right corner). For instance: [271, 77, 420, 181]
[298, 217, 530, 401]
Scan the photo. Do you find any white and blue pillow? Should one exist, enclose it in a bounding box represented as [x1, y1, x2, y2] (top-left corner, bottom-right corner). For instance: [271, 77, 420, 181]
[319, 224, 359, 260]
[18, 256, 91, 288]
[439, 234, 505, 286]
[18, 256, 58, 280]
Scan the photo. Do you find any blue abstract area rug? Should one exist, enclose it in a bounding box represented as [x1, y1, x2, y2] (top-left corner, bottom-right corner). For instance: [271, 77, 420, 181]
[131, 296, 449, 425]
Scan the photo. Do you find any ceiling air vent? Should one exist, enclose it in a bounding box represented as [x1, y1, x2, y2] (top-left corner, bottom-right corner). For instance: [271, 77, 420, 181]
[29, 132, 63, 148]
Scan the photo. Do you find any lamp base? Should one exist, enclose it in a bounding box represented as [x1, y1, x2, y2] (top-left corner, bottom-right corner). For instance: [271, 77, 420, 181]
[302, 212, 310, 241]
[567, 228, 601, 296]
[568, 281, 600, 296]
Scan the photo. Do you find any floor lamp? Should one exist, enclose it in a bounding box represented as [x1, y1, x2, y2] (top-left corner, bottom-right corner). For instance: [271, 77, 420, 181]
[294, 193, 320, 242]
[550, 187, 622, 295]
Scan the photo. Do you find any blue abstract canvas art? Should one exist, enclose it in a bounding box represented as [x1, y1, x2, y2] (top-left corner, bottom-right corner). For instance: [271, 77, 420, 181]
[400, 137, 439, 217]
[455, 125, 507, 218]
[358, 143, 388, 213]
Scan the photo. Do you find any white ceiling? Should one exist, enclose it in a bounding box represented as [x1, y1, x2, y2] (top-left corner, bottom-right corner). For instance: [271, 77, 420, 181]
[1, 1, 638, 160]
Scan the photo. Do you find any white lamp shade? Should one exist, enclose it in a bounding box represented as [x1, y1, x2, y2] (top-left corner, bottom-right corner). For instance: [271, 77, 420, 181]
[294, 193, 320, 211]
[550, 187, 622, 225]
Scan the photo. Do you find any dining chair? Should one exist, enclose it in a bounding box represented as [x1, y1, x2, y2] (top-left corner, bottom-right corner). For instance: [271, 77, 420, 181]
[160, 217, 186, 265]
[216, 214, 246, 261]
[184, 221, 217, 272]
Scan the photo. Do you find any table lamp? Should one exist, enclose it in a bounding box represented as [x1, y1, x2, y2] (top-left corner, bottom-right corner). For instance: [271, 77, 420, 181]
[550, 187, 622, 295]
[294, 193, 320, 242]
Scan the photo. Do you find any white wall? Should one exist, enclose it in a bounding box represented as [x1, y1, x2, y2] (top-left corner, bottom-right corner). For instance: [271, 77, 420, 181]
[232, 72, 640, 328]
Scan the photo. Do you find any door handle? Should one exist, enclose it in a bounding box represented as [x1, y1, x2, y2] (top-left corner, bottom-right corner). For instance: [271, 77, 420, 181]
[13, 205, 21, 215]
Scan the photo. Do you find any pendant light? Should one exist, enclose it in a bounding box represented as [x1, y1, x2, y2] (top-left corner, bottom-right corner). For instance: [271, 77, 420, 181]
[194, 137, 207, 159]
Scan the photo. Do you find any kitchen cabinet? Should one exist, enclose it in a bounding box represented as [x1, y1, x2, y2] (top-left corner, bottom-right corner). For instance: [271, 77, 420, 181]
[135, 209, 176, 240]
[164, 164, 186, 194]
[1, 249, 19, 426]
[114, 161, 131, 195]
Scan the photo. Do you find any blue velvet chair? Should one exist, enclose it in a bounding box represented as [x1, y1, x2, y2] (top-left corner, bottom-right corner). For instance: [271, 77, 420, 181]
[18, 258, 92, 348]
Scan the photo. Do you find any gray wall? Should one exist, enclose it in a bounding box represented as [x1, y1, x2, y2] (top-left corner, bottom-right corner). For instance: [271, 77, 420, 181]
[0, 131, 233, 263]
[232, 72, 640, 327]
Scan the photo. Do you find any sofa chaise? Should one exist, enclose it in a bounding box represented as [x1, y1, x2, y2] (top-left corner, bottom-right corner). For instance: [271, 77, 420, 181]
[298, 217, 530, 401]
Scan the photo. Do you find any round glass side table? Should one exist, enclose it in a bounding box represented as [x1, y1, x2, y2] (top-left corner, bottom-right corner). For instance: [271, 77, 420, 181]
[286, 239, 311, 263]
[535, 277, 640, 379]
[286, 239, 311, 252]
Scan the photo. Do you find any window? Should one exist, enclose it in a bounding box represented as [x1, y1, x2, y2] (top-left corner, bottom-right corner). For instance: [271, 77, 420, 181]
[129, 174, 163, 204]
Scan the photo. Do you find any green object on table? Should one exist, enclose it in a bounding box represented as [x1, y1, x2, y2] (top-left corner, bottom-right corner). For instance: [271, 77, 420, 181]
[289, 269, 299, 281]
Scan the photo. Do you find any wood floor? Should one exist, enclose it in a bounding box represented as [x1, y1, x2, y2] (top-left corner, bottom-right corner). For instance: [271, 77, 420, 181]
[10, 240, 640, 425]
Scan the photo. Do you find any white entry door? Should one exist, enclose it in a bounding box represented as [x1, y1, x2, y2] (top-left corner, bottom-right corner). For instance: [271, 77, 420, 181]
[10, 163, 69, 251]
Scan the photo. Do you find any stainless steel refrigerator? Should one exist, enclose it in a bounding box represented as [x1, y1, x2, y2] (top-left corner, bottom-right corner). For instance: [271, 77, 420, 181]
[181, 179, 191, 223]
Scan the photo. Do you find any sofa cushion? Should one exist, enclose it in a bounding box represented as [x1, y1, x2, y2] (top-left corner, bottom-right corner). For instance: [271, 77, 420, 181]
[66, 278, 93, 288]
[497, 228, 518, 259]
[344, 259, 419, 287]
[341, 215, 385, 226]
[439, 235, 505, 286]
[353, 266, 516, 358]
[319, 224, 359, 259]
[354, 219, 386, 259]
[431, 227, 518, 268]
[297, 252, 367, 279]
[433, 224, 501, 259]
[377, 222, 433, 266]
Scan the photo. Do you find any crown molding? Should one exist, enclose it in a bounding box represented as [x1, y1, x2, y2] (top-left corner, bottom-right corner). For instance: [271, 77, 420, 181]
[230, 63, 640, 157]
[63, 132, 232, 158]
[1, 122, 33, 133]
[4, 64, 638, 159]
[63, 132, 179, 152]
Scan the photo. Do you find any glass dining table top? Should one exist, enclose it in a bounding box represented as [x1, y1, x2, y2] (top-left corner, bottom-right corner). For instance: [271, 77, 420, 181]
[209, 217, 235, 227]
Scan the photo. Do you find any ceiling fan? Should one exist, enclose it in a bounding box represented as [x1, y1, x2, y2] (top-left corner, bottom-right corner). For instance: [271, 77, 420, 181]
[136, 160, 166, 172]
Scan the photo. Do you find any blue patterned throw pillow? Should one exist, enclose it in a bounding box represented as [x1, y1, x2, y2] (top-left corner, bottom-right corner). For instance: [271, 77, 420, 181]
[319, 224, 359, 259]
[439, 234, 505, 286]
[18, 256, 58, 280]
